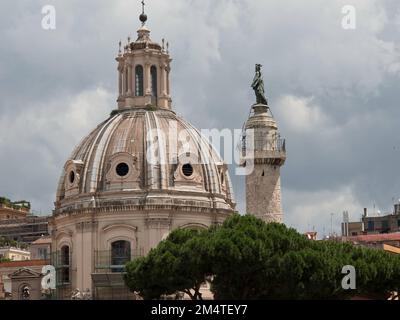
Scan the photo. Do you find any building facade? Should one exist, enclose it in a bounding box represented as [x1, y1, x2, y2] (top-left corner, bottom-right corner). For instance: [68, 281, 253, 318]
[342, 206, 400, 236]
[363, 209, 400, 234]
[0, 260, 48, 299]
[0, 247, 30, 261]
[341, 233, 400, 251]
[0, 198, 30, 221]
[30, 236, 51, 260]
[341, 221, 364, 237]
[0, 216, 49, 244]
[49, 14, 236, 299]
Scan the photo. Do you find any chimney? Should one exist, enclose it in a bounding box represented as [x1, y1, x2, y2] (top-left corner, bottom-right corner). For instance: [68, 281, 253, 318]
[363, 208, 367, 218]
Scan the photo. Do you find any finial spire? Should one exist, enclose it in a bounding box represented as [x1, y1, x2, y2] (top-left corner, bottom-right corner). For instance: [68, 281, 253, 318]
[139, 0, 148, 26]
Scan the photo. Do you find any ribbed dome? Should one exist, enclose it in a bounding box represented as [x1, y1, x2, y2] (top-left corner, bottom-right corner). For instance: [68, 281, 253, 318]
[55, 107, 236, 214]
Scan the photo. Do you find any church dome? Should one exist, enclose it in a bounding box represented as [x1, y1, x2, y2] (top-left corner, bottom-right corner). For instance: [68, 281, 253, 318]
[48, 8, 239, 298]
[53, 19, 236, 217]
[55, 107, 236, 215]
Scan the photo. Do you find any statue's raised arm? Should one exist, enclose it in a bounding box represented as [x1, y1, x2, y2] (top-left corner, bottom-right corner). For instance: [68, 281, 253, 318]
[251, 64, 268, 105]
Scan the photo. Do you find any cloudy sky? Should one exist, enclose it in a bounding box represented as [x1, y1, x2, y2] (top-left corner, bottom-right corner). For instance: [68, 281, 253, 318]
[1, 0, 400, 236]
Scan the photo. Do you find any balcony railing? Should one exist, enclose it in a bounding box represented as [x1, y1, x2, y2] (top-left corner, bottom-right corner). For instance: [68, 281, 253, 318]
[94, 249, 144, 273]
[242, 136, 286, 156]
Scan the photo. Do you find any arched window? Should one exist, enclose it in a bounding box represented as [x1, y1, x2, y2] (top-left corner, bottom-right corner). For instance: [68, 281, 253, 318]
[166, 70, 170, 95]
[151, 66, 157, 98]
[61, 245, 70, 265]
[60, 245, 70, 284]
[135, 65, 144, 96]
[111, 240, 131, 273]
[125, 68, 129, 94]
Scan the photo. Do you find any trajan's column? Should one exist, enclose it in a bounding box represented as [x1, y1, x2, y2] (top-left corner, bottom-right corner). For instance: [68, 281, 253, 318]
[241, 64, 286, 223]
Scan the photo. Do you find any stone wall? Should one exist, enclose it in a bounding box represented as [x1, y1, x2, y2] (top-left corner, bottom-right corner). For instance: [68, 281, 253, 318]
[246, 163, 282, 223]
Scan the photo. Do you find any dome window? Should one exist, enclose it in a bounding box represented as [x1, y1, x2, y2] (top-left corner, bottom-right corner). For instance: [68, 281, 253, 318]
[135, 65, 144, 96]
[151, 65, 158, 99]
[111, 240, 131, 273]
[60, 245, 70, 284]
[69, 171, 75, 184]
[182, 163, 194, 177]
[116, 163, 130, 177]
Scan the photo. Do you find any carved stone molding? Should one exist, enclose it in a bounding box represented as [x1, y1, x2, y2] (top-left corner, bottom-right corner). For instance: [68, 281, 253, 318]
[76, 221, 98, 232]
[145, 218, 171, 229]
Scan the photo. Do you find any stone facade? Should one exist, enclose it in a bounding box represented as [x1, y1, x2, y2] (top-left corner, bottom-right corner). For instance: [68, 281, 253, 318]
[0, 247, 31, 261]
[51, 210, 230, 293]
[0, 260, 47, 296]
[30, 236, 52, 260]
[0, 204, 28, 221]
[245, 163, 283, 223]
[10, 268, 43, 300]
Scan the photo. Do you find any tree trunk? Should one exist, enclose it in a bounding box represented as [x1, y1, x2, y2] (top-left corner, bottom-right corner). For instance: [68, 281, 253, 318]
[183, 289, 195, 300]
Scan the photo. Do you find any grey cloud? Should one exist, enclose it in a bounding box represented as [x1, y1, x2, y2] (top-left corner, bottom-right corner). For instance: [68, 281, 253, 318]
[1, 0, 400, 236]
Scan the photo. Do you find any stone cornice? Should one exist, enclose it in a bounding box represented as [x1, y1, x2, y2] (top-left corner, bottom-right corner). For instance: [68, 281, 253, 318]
[54, 204, 235, 218]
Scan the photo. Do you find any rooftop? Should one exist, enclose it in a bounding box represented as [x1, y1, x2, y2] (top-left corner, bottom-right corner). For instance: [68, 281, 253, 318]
[0, 246, 30, 253]
[0, 259, 48, 269]
[344, 233, 400, 243]
[30, 236, 52, 245]
[0, 197, 30, 212]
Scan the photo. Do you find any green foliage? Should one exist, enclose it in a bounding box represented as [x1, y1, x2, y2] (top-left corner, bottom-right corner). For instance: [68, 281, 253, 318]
[145, 104, 158, 111]
[0, 236, 27, 250]
[124, 214, 400, 300]
[109, 109, 120, 117]
[0, 197, 30, 210]
[0, 197, 12, 206]
[208, 215, 311, 299]
[125, 228, 209, 300]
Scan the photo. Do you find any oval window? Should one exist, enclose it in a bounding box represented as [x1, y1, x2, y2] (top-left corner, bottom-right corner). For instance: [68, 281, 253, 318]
[69, 171, 75, 184]
[116, 163, 130, 177]
[182, 163, 193, 177]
